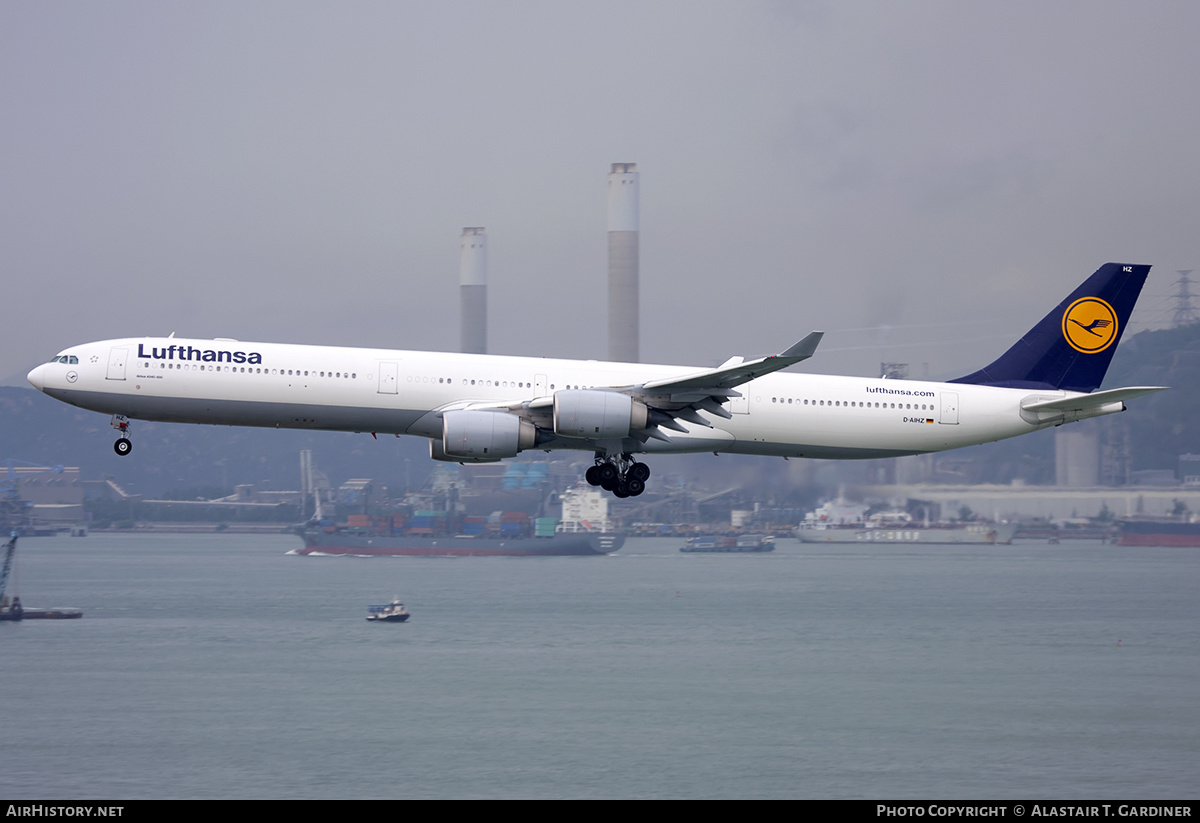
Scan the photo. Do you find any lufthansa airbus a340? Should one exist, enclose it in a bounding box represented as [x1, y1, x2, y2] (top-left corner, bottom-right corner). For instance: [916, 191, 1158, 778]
[27, 263, 1165, 497]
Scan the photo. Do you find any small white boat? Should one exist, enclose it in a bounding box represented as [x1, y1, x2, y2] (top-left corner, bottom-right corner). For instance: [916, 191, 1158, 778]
[366, 598, 410, 623]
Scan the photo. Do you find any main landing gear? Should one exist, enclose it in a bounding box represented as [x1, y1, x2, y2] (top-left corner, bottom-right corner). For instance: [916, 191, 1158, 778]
[111, 414, 132, 456]
[585, 453, 650, 498]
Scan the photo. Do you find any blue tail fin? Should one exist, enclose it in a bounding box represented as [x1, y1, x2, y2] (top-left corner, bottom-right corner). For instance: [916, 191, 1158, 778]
[950, 263, 1149, 392]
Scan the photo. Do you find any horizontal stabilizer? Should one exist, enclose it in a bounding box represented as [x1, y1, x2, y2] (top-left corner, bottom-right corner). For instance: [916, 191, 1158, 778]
[1021, 386, 1167, 413]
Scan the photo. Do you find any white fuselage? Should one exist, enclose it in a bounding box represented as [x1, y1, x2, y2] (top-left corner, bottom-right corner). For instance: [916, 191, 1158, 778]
[27, 336, 1073, 460]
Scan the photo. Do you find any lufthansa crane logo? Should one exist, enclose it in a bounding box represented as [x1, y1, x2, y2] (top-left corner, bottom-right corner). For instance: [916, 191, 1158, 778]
[1062, 297, 1118, 353]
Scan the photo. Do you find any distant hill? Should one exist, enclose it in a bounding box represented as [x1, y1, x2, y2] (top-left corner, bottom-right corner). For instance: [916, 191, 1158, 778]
[1102, 322, 1200, 471]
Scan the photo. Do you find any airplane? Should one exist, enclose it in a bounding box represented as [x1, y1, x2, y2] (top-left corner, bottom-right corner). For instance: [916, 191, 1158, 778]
[26, 262, 1165, 498]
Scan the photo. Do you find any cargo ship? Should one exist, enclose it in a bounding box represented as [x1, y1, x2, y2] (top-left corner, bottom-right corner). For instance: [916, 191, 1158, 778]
[796, 498, 1016, 545]
[291, 482, 624, 557]
[1117, 519, 1200, 547]
[681, 534, 775, 553]
[293, 527, 623, 557]
[796, 521, 1017, 545]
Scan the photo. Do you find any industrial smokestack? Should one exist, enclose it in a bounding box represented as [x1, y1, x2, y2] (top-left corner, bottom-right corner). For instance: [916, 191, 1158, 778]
[607, 163, 639, 362]
[460, 227, 487, 354]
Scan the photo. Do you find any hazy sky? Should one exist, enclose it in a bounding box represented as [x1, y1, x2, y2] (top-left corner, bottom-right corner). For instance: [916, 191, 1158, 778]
[3, 1, 1198, 385]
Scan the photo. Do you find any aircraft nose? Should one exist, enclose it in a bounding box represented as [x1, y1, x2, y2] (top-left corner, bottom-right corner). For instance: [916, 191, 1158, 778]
[27, 363, 47, 391]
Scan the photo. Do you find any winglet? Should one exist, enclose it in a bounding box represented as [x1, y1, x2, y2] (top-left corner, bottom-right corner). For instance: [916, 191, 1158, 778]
[779, 331, 824, 361]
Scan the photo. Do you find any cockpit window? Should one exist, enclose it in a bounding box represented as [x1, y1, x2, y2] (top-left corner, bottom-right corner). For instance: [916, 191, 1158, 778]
[49, 355, 79, 364]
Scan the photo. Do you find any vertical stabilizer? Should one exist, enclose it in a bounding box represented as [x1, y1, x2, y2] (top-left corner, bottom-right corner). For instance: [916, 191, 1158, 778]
[951, 263, 1149, 392]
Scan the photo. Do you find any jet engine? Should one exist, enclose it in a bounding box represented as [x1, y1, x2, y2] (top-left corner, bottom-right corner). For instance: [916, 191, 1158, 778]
[430, 438, 498, 463]
[439, 410, 537, 461]
[552, 390, 648, 440]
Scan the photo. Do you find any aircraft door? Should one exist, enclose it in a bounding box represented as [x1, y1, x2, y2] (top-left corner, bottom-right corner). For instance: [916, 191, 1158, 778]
[939, 392, 959, 424]
[378, 361, 399, 394]
[106, 347, 128, 381]
[535, 374, 547, 397]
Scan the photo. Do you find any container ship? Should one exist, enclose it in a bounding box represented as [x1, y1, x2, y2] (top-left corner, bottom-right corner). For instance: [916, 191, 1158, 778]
[680, 534, 775, 553]
[1116, 519, 1200, 547]
[291, 484, 623, 557]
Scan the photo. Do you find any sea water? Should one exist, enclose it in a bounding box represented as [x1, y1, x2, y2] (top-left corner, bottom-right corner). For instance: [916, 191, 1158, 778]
[1, 533, 1197, 799]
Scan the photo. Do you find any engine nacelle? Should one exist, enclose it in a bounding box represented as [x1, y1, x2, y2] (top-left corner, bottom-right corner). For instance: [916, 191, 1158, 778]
[430, 438, 499, 463]
[553, 390, 648, 440]
[440, 410, 537, 461]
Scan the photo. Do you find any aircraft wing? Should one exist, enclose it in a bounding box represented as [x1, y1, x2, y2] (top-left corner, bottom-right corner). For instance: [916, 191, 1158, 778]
[621, 332, 824, 440]
[434, 333, 824, 445]
[641, 332, 824, 395]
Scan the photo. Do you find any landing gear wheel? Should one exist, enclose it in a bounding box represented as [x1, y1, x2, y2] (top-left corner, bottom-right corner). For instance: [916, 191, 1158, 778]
[594, 454, 651, 498]
[114, 437, 132, 456]
[597, 463, 619, 484]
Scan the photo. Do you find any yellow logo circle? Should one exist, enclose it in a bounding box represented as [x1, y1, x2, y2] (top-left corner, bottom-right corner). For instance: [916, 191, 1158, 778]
[1062, 297, 1118, 353]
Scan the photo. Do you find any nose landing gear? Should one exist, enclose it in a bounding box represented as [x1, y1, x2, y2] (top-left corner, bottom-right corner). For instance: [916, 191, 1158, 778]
[111, 414, 132, 456]
[585, 453, 650, 497]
